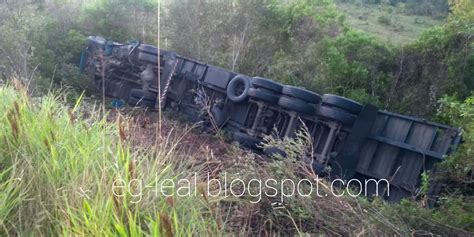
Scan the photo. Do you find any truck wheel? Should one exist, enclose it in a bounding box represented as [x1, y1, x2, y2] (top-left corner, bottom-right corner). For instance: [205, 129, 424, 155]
[315, 105, 356, 125]
[138, 52, 158, 64]
[322, 94, 363, 115]
[232, 131, 261, 149]
[248, 88, 279, 105]
[282, 86, 322, 104]
[264, 146, 287, 158]
[251, 77, 283, 93]
[130, 89, 157, 101]
[226, 75, 250, 103]
[278, 96, 316, 115]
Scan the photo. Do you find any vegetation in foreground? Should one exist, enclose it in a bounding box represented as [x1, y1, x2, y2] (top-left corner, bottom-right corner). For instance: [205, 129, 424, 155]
[0, 83, 472, 236]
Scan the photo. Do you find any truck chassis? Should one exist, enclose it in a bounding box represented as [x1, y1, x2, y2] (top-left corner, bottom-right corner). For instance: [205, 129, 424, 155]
[81, 36, 461, 202]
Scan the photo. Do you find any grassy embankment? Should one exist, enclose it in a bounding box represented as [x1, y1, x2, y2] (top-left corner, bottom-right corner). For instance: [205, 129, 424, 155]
[336, 2, 444, 45]
[0, 82, 222, 236]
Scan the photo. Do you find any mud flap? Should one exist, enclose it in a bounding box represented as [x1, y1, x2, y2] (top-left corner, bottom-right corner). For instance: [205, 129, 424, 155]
[330, 104, 378, 180]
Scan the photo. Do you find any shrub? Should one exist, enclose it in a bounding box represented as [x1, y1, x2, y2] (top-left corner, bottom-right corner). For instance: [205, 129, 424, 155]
[414, 17, 423, 24]
[436, 96, 474, 189]
[389, 0, 400, 6]
[377, 15, 391, 25]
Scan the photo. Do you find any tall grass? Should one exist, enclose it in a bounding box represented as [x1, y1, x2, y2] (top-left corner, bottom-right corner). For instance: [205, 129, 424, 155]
[0, 83, 220, 236]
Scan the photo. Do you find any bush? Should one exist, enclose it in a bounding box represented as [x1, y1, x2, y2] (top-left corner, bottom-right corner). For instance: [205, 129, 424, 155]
[377, 15, 391, 25]
[388, 19, 473, 117]
[436, 96, 474, 189]
[414, 17, 423, 24]
[389, 0, 400, 6]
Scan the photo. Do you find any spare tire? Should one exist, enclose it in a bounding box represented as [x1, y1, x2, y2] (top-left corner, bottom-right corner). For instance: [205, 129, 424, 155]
[278, 96, 316, 115]
[251, 77, 283, 93]
[282, 86, 322, 104]
[322, 94, 363, 114]
[226, 75, 251, 103]
[315, 105, 356, 125]
[248, 88, 279, 105]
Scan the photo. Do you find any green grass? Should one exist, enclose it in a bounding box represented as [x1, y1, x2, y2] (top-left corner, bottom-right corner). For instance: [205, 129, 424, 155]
[336, 2, 445, 45]
[0, 83, 221, 236]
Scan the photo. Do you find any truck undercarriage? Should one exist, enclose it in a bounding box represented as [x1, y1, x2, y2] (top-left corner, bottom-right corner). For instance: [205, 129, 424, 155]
[81, 36, 461, 202]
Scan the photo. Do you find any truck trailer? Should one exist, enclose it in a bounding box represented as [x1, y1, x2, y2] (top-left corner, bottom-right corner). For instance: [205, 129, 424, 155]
[80, 36, 461, 202]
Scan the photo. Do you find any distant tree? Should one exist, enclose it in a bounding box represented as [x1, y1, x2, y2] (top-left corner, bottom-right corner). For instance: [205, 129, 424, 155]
[402, 0, 450, 18]
[82, 0, 158, 42]
[0, 2, 47, 80]
[164, 0, 262, 71]
[389, 0, 400, 6]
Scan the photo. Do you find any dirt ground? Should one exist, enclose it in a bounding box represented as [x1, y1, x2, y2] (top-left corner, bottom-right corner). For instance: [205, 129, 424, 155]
[106, 106, 246, 161]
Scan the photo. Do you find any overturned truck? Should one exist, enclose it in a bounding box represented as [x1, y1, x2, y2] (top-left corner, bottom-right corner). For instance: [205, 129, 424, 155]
[80, 36, 461, 202]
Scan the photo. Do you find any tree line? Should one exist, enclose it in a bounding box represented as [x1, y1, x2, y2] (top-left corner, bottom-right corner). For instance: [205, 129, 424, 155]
[0, 0, 471, 118]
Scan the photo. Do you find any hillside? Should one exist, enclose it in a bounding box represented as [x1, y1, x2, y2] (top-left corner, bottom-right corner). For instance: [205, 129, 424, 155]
[336, 2, 445, 44]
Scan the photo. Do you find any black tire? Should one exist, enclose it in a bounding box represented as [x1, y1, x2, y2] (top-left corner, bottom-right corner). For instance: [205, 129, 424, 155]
[282, 86, 322, 104]
[130, 89, 157, 101]
[138, 52, 158, 64]
[226, 75, 251, 103]
[211, 106, 226, 127]
[128, 96, 155, 108]
[232, 131, 261, 149]
[263, 146, 287, 158]
[322, 94, 363, 114]
[278, 96, 316, 115]
[248, 88, 279, 105]
[315, 105, 356, 125]
[251, 77, 283, 93]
